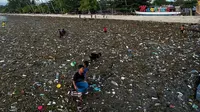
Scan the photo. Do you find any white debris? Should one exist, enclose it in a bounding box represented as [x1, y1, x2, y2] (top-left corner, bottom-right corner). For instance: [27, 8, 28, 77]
[0, 60, 5, 63]
[121, 77, 125, 80]
[151, 97, 158, 100]
[177, 92, 183, 100]
[111, 81, 118, 86]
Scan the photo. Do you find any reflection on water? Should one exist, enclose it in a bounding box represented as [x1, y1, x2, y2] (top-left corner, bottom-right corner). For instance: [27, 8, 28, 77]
[0, 16, 7, 22]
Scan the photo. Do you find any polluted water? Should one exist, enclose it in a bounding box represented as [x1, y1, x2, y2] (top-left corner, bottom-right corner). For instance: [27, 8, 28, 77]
[0, 16, 200, 111]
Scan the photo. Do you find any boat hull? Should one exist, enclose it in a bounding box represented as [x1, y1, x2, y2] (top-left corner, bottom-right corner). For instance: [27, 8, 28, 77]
[135, 11, 181, 16]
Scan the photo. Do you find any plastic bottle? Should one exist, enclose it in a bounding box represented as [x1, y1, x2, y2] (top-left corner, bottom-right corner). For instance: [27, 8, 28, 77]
[71, 91, 82, 97]
[43, 83, 47, 91]
[93, 74, 96, 80]
[128, 49, 133, 57]
[55, 72, 59, 83]
[111, 81, 118, 86]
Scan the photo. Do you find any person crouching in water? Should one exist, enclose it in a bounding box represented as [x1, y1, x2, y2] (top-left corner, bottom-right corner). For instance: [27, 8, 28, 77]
[58, 29, 66, 38]
[72, 65, 88, 93]
[181, 25, 185, 33]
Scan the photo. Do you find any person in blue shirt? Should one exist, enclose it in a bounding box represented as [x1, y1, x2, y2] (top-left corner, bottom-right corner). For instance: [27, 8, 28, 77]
[72, 65, 88, 93]
[83, 61, 89, 80]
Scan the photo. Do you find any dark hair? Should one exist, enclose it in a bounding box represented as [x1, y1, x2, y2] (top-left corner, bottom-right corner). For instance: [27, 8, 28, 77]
[78, 65, 84, 69]
[83, 61, 89, 67]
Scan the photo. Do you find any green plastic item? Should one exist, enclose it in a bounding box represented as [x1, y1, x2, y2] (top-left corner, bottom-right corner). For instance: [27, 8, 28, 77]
[152, 52, 158, 55]
[70, 61, 76, 67]
[192, 104, 198, 109]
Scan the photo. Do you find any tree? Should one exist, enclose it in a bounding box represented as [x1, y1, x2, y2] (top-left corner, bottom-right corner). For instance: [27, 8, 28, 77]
[79, 0, 98, 13]
[39, 3, 50, 13]
[2, 0, 151, 14]
[31, 0, 36, 5]
[22, 5, 32, 13]
[0, 5, 8, 13]
[174, 0, 197, 8]
[152, 0, 167, 6]
[173, 0, 184, 6]
[7, 0, 32, 13]
[182, 0, 197, 8]
[106, 0, 149, 14]
[48, 0, 79, 14]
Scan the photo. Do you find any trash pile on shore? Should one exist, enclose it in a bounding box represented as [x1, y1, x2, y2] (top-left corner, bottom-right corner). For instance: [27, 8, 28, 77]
[0, 16, 200, 112]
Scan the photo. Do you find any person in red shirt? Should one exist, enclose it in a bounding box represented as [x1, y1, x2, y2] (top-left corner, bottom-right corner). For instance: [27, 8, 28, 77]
[103, 27, 107, 33]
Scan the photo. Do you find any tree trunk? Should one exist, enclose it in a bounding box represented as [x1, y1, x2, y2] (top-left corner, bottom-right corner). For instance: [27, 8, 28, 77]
[190, 8, 192, 16]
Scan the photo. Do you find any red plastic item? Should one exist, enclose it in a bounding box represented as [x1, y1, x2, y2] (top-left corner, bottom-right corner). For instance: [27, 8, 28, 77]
[38, 106, 43, 111]
[170, 104, 175, 108]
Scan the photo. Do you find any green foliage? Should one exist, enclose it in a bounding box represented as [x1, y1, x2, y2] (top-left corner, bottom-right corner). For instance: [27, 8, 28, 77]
[152, 0, 167, 6]
[39, 3, 50, 13]
[107, 0, 149, 12]
[22, 6, 32, 13]
[0, 0, 153, 14]
[31, 0, 35, 5]
[182, 0, 197, 8]
[79, 0, 98, 12]
[0, 6, 8, 13]
[7, 0, 32, 13]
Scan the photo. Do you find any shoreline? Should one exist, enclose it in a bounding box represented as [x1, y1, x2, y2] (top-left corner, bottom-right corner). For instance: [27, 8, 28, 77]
[1, 13, 200, 23]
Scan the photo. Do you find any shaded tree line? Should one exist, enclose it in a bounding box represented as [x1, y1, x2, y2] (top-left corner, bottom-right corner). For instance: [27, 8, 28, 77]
[0, 0, 197, 14]
[0, 0, 149, 14]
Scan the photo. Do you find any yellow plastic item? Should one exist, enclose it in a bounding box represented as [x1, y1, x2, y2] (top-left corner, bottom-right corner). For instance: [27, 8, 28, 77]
[56, 84, 61, 88]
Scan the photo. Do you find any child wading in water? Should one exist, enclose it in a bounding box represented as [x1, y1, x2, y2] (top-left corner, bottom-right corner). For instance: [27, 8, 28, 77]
[2, 21, 5, 28]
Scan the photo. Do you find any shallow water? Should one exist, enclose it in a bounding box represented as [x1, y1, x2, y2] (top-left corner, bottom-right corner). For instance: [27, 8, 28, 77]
[0, 16, 199, 112]
[0, 16, 7, 22]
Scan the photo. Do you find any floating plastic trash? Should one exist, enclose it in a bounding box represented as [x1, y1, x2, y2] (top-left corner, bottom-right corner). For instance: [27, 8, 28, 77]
[70, 61, 76, 67]
[37, 106, 43, 111]
[192, 104, 198, 109]
[94, 87, 101, 91]
[111, 81, 118, 86]
[189, 70, 198, 74]
[56, 84, 61, 89]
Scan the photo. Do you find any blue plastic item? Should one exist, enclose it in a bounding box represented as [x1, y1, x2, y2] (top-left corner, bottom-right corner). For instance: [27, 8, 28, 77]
[190, 70, 198, 74]
[76, 82, 88, 93]
[196, 84, 200, 101]
[94, 87, 101, 91]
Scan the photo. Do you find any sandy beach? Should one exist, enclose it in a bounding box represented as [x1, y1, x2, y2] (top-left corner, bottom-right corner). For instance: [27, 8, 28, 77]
[1, 13, 200, 23]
